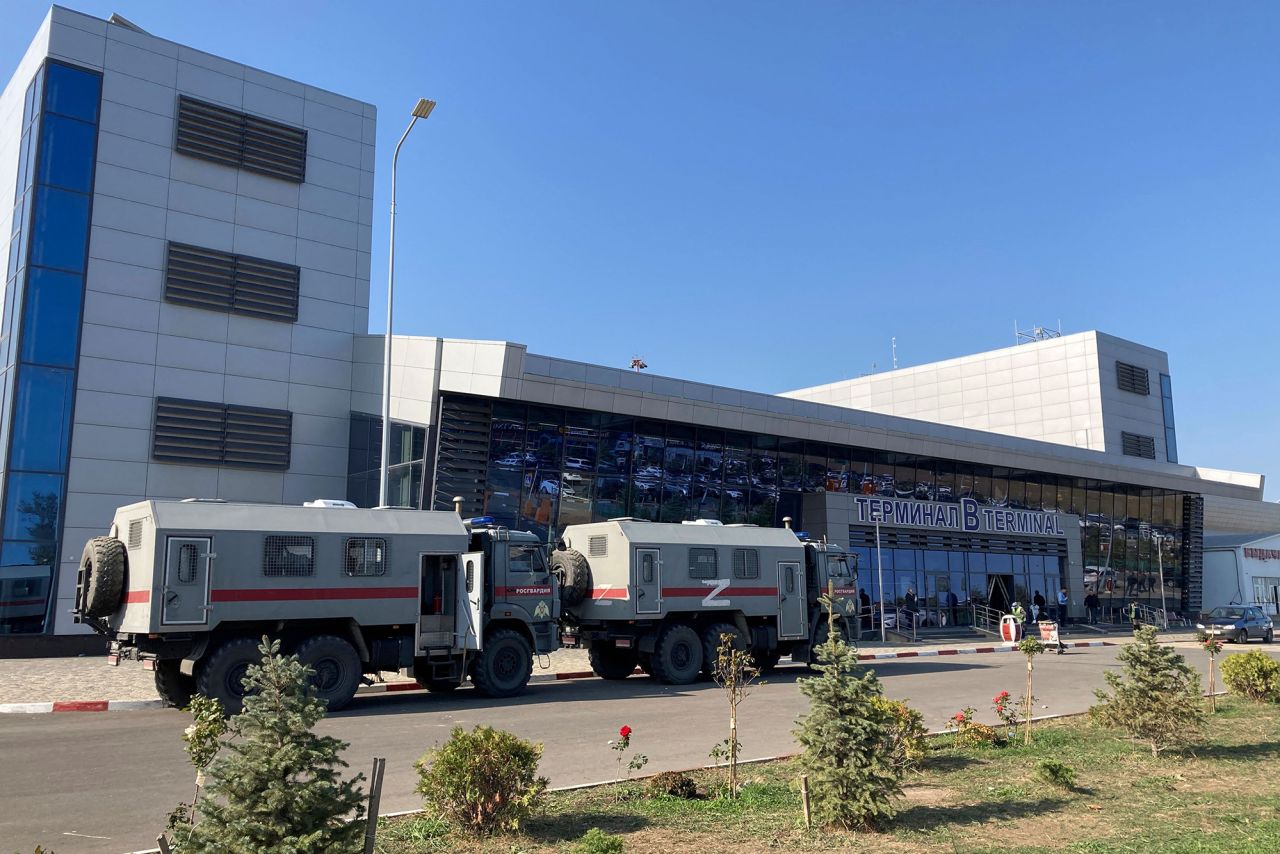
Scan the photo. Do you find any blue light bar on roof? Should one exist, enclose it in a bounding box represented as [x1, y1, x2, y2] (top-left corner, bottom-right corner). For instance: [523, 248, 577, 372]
[465, 516, 496, 526]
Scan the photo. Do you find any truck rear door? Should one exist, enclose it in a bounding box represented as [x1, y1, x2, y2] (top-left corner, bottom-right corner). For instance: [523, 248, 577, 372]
[777, 560, 806, 639]
[635, 548, 661, 614]
[162, 536, 212, 625]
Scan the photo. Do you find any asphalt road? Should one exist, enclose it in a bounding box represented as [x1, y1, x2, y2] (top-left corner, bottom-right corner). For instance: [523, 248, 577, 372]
[0, 644, 1250, 853]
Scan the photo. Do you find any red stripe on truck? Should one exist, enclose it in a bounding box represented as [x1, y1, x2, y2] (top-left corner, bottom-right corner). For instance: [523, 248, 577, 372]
[123, 590, 150, 604]
[661, 587, 777, 597]
[0, 598, 44, 607]
[590, 588, 630, 600]
[210, 586, 417, 602]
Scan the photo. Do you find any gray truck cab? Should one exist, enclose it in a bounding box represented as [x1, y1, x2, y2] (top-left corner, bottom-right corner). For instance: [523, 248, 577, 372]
[465, 517, 560, 657]
[801, 537, 859, 649]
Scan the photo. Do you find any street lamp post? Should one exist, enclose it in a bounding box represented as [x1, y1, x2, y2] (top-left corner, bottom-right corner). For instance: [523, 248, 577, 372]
[379, 98, 436, 508]
[1152, 531, 1169, 629]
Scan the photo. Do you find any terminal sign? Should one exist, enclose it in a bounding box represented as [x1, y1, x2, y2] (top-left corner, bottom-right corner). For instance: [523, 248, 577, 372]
[853, 496, 1065, 537]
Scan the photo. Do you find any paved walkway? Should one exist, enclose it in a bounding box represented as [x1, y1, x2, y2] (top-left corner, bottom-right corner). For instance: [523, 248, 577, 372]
[0, 627, 1202, 705]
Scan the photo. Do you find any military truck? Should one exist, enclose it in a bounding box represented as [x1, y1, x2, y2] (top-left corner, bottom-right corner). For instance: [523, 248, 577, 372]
[73, 500, 559, 712]
[550, 519, 856, 684]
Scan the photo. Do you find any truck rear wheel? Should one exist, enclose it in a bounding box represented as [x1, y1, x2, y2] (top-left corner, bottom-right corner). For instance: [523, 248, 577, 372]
[701, 623, 746, 678]
[78, 537, 126, 618]
[589, 644, 637, 680]
[196, 637, 262, 715]
[751, 651, 783, 673]
[650, 623, 703, 685]
[549, 549, 592, 606]
[296, 635, 362, 712]
[471, 629, 533, 698]
[153, 660, 195, 708]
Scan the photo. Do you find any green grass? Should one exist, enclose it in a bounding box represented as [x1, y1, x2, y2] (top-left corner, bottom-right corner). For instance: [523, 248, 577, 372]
[379, 698, 1280, 853]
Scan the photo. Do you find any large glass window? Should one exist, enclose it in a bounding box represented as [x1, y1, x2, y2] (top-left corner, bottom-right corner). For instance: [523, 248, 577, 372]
[8, 367, 74, 471]
[36, 114, 96, 193]
[19, 268, 81, 367]
[28, 187, 89, 272]
[2, 472, 62, 541]
[43, 62, 100, 123]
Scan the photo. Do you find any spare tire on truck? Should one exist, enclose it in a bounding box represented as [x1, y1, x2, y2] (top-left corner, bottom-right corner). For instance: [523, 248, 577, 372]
[549, 548, 592, 606]
[78, 536, 126, 618]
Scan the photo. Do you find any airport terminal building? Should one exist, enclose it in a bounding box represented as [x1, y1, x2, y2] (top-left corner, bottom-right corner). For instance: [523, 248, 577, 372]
[0, 7, 1275, 637]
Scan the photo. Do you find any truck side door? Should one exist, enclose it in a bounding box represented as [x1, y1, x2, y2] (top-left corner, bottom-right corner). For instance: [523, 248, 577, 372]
[635, 548, 661, 614]
[162, 536, 212, 625]
[457, 552, 483, 650]
[777, 560, 806, 638]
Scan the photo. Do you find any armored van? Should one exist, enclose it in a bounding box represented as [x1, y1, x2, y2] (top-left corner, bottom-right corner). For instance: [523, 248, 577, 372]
[551, 519, 856, 684]
[74, 500, 558, 712]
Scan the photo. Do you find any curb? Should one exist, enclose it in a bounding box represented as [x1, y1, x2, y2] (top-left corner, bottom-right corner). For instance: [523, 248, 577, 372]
[857, 639, 1113, 661]
[0, 640, 1116, 714]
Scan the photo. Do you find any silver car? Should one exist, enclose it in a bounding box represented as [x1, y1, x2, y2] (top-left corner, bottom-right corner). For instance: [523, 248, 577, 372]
[1196, 606, 1274, 644]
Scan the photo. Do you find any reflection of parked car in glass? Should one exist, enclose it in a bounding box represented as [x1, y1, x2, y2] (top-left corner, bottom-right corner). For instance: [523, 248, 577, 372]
[1082, 566, 1115, 594]
[1196, 606, 1274, 643]
[537, 479, 573, 497]
[564, 456, 593, 471]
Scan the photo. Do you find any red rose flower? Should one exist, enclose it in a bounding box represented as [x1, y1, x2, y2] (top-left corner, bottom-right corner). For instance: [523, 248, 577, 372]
[619, 725, 632, 739]
[953, 713, 965, 721]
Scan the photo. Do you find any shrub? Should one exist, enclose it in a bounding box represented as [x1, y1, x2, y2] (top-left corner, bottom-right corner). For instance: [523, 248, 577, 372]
[647, 770, 699, 799]
[415, 725, 548, 836]
[944, 707, 1000, 748]
[793, 610, 901, 830]
[1092, 626, 1204, 757]
[1220, 650, 1280, 703]
[174, 638, 366, 853]
[569, 827, 626, 854]
[1035, 759, 1076, 790]
[871, 696, 928, 770]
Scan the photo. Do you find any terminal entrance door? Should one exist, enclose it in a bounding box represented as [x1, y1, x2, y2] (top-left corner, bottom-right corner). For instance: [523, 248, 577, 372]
[987, 574, 1013, 615]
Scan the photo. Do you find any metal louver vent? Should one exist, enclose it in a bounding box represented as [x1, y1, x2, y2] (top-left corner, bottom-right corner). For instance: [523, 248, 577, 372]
[153, 397, 292, 470]
[433, 396, 492, 516]
[176, 95, 307, 183]
[1120, 432, 1156, 460]
[588, 535, 608, 557]
[1116, 361, 1150, 395]
[127, 520, 143, 550]
[164, 242, 299, 322]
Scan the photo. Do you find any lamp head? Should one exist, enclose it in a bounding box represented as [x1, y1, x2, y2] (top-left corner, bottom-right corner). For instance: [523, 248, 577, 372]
[412, 98, 437, 119]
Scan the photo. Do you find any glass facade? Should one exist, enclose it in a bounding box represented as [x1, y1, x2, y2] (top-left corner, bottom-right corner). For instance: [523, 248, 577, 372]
[345, 393, 1196, 616]
[346, 412, 428, 509]
[1160, 373, 1178, 464]
[0, 61, 101, 634]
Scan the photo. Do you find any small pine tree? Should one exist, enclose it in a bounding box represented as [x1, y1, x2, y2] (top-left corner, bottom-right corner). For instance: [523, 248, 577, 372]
[175, 638, 366, 853]
[1092, 625, 1204, 758]
[794, 593, 901, 830]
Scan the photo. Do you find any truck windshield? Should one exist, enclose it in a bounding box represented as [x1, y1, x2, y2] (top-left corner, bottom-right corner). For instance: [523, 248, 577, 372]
[509, 544, 546, 573]
[830, 557, 852, 578]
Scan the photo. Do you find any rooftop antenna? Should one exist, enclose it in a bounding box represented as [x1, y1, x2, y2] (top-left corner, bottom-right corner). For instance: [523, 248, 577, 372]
[629, 357, 648, 372]
[1015, 321, 1063, 345]
[891, 337, 898, 370]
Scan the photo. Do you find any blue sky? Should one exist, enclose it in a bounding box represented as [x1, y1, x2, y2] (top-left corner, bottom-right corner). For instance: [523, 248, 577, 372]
[5, 2, 1279, 497]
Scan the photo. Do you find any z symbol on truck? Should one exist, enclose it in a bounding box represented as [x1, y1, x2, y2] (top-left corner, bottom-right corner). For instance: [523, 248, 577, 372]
[702, 579, 731, 608]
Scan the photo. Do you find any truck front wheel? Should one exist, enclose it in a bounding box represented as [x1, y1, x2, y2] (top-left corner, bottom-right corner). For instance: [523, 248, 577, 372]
[471, 629, 533, 698]
[588, 644, 637, 680]
[154, 660, 195, 708]
[650, 623, 703, 685]
[295, 635, 362, 712]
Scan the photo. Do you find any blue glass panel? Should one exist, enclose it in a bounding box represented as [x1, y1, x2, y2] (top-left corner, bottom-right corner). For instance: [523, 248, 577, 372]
[2, 472, 63, 541]
[20, 268, 82, 367]
[0, 539, 52, 633]
[8, 367, 74, 471]
[28, 187, 89, 272]
[37, 114, 96, 193]
[17, 129, 34, 198]
[43, 62, 100, 123]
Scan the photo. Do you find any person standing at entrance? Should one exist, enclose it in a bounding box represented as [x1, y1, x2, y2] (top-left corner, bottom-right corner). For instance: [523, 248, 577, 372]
[904, 587, 918, 630]
[947, 588, 959, 627]
[1057, 587, 1070, 625]
[1084, 591, 1100, 625]
[859, 588, 872, 639]
[1032, 590, 1046, 623]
